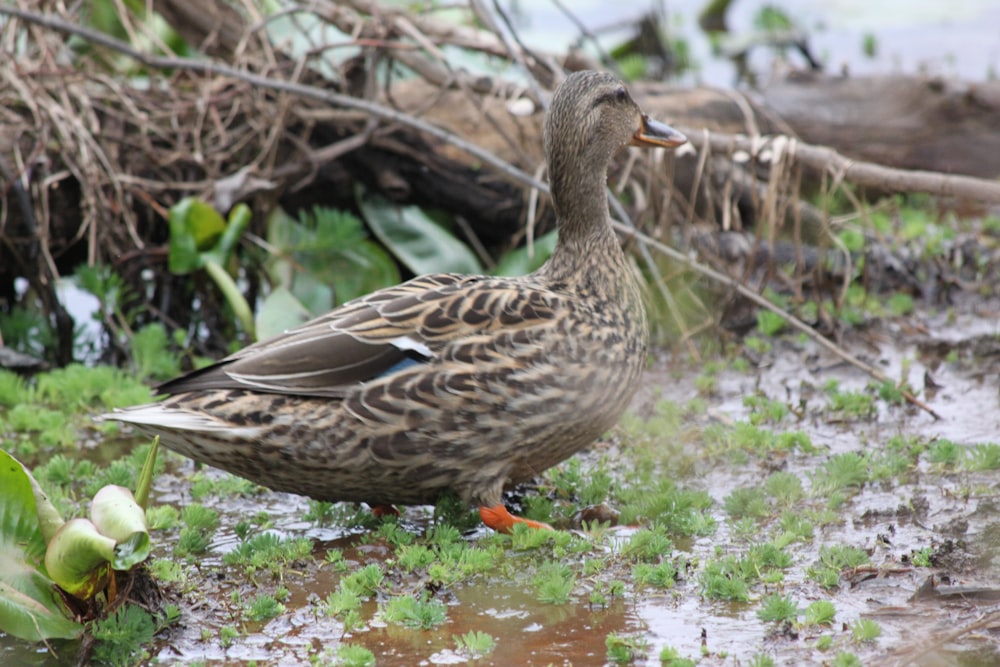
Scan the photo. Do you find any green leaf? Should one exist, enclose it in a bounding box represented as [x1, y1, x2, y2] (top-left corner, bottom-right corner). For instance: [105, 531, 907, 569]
[493, 230, 558, 276]
[134, 437, 159, 509]
[168, 197, 226, 273]
[203, 203, 251, 267]
[256, 286, 314, 340]
[0, 450, 82, 640]
[264, 205, 400, 311]
[357, 187, 483, 276]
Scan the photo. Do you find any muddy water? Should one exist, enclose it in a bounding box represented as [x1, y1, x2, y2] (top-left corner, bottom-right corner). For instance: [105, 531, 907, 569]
[4, 300, 1000, 666]
[121, 305, 1000, 664]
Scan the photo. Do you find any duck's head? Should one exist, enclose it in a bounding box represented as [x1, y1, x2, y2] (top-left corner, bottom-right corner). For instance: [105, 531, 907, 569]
[544, 70, 687, 196]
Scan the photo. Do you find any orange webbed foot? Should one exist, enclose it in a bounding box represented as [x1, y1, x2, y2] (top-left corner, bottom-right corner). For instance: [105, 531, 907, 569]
[479, 504, 553, 533]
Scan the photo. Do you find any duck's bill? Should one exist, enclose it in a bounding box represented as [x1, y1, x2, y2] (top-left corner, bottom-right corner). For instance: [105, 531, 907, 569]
[632, 115, 687, 149]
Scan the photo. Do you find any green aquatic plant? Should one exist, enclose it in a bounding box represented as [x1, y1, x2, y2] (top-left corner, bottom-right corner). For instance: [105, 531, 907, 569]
[605, 632, 649, 664]
[245, 593, 286, 622]
[382, 592, 447, 629]
[803, 600, 836, 626]
[222, 532, 313, 576]
[453, 630, 496, 659]
[90, 604, 158, 667]
[659, 645, 697, 666]
[850, 617, 882, 642]
[0, 440, 159, 642]
[335, 644, 376, 667]
[632, 561, 677, 589]
[533, 561, 576, 605]
[174, 503, 219, 557]
[757, 592, 799, 623]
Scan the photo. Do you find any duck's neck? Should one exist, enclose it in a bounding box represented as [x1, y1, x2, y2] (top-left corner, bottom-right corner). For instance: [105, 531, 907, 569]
[542, 165, 625, 285]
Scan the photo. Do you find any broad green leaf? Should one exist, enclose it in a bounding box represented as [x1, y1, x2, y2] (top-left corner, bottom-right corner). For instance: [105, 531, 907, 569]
[265, 205, 400, 312]
[0, 450, 82, 640]
[493, 230, 558, 276]
[288, 270, 334, 315]
[257, 286, 314, 340]
[357, 188, 483, 276]
[320, 242, 400, 306]
[168, 197, 248, 273]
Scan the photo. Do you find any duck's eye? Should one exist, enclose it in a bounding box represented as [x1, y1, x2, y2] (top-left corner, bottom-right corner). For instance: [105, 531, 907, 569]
[593, 87, 630, 110]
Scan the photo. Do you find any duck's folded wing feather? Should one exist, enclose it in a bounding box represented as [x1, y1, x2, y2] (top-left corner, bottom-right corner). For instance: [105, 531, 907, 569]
[156, 273, 562, 398]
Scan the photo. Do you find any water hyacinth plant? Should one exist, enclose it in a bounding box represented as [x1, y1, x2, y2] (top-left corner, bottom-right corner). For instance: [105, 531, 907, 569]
[0, 439, 159, 641]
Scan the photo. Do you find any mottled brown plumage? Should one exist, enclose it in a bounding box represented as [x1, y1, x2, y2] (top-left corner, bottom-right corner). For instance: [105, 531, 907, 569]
[109, 70, 686, 532]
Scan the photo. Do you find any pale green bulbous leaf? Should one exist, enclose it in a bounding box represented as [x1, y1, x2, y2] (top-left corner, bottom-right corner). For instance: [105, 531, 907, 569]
[44, 518, 115, 600]
[89, 486, 151, 570]
[0, 450, 82, 640]
[357, 187, 483, 276]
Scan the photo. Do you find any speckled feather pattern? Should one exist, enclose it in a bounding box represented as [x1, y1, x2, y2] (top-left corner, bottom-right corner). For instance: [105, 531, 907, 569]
[111, 71, 681, 512]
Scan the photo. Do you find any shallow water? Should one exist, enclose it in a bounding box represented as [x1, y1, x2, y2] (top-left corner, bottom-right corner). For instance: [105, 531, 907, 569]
[9, 296, 1000, 666]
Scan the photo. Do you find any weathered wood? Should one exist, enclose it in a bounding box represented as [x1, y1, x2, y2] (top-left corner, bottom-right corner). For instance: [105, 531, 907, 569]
[758, 72, 1000, 179]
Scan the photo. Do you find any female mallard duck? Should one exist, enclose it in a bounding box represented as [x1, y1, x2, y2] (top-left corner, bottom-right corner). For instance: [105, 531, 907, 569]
[111, 70, 686, 532]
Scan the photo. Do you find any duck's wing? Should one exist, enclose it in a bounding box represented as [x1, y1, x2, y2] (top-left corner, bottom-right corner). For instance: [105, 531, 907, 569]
[156, 273, 563, 398]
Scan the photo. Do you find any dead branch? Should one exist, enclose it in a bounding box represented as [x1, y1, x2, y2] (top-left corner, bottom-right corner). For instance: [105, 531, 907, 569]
[701, 133, 1000, 205]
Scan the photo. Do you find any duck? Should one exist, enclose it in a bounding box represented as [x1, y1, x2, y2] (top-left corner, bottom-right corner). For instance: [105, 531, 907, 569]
[109, 70, 687, 533]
